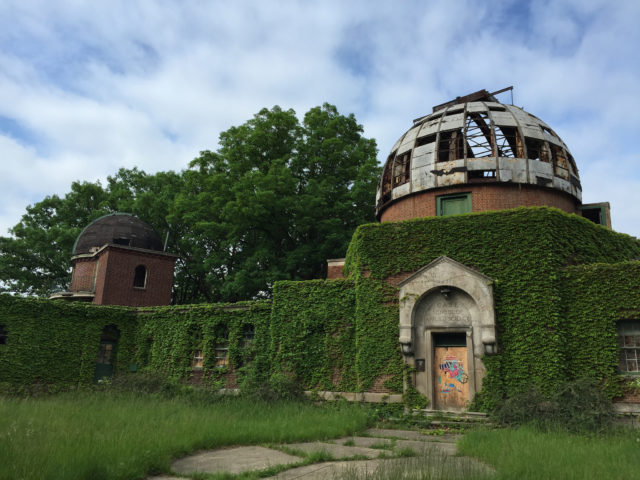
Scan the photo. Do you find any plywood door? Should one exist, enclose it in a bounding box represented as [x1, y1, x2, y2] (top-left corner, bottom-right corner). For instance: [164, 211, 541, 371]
[434, 346, 469, 410]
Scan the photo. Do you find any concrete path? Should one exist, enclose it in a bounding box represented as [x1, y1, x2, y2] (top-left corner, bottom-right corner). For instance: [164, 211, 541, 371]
[148, 427, 492, 480]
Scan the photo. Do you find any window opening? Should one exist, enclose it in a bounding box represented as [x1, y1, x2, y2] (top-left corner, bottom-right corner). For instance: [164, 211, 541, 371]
[415, 134, 437, 147]
[524, 137, 550, 162]
[191, 349, 204, 369]
[97, 343, 114, 364]
[113, 237, 131, 246]
[464, 112, 494, 158]
[618, 320, 640, 373]
[243, 324, 255, 347]
[488, 106, 506, 112]
[214, 325, 229, 368]
[0, 324, 7, 345]
[133, 265, 147, 288]
[551, 144, 569, 179]
[379, 154, 394, 205]
[437, 130, 464, 162]
[468, 170, 496, 181]
[494, 126, 522, 158]
[393, 152, 411, 187]
[433, 332, 467, 347]
[581, 206, 604, 225]
[445, 108, 464, 115]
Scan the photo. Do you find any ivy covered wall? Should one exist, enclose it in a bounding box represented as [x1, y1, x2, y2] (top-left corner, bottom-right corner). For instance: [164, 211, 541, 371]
[344, 207, 640, 408]
[269, 279, 357, 391]
[0, 295, 135, 390]
[1, 207, 640, 409]
[562, 261, 640, 397]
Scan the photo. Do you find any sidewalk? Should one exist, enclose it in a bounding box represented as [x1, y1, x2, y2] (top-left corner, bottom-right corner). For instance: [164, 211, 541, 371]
[148, 428, 493, 479]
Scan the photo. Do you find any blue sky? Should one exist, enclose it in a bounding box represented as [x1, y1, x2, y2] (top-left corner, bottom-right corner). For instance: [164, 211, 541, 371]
[1, 0, 639, 236]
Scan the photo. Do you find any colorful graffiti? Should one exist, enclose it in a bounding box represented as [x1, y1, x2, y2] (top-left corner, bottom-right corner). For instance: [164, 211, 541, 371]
[439, 356, 468, 384]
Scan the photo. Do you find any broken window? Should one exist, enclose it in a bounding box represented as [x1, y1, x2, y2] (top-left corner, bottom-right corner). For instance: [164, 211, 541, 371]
[464, 112, 493, 158]
[437, 130, 464, 162]
[551, 144, 569, 179]
[494, 126, 523, 158]
[113, 237, 131, 246]
[0, 324, 6, 345]
[468, 170, 496, 181]
[524, 137, 550, 163]
[133, 265, 147, 288]
[618, 320, 640, 373]
[379, 153, 394, 205]
[415, 134, 436, 147]
[393, 152, 411, 187]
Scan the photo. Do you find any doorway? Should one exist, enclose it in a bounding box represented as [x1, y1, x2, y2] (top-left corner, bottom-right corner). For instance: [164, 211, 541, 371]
[433, 332, 469, 410]
[93, 324, 120, 383]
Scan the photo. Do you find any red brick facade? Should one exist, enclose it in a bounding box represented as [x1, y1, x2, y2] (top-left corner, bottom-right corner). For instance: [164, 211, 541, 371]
[379, 184, 580, 223]
[70, 245, 176, 307]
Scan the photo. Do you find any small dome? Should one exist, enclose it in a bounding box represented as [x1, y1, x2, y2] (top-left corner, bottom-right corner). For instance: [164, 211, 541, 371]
[73, 213, 163, 255]
[376, 89, 581, 220]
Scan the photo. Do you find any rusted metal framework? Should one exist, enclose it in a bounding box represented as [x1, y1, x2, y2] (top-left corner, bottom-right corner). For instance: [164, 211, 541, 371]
[376, 88, 581, 218]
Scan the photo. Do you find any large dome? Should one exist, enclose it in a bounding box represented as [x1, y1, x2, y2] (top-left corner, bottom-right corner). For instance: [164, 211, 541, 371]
[376, 89, 581, 221]
[73, 213, 163, 255]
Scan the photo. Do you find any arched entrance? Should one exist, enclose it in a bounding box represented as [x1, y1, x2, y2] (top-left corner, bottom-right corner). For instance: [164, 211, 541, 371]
[93, 324, 120, 383]
[398, 257, 496, 411]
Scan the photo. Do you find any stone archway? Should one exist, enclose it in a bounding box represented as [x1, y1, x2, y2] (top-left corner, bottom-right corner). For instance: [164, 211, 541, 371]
[398, 256, 496, 411]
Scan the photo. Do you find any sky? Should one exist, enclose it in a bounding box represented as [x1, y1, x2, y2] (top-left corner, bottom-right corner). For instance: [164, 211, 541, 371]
[1, 0, 639, 237]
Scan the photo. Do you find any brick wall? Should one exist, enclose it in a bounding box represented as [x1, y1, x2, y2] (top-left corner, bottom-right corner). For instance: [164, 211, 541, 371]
[379, 184, 580, 222]
[69, 258, 96, 291]
[93, 247, 175, 307]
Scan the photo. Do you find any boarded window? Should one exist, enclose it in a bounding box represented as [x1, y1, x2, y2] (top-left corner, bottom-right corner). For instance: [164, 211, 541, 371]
[437, 193, 472, 216]
[133, 265, 147, 288]
[0, 324, 6, 345]
[618, 320, 640, 373]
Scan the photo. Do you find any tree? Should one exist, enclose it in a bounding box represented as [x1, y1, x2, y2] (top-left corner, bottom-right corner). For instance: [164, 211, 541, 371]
[0, 104, 380, 302]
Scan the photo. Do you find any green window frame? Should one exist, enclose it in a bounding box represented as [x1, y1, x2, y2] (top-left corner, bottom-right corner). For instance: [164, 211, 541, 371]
[436, 193, 472, 216]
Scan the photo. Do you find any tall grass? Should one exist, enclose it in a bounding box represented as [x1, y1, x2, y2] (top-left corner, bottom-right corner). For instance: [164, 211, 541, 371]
[0, 392, 369, 480]
[458, 427, 640, 480]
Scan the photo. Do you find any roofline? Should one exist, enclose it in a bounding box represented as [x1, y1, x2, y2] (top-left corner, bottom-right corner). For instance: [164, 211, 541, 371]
[71, 243, 178, 261]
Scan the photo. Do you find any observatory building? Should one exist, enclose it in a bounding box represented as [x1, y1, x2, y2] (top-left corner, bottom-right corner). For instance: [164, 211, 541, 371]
[375, 88, 609, 225]
[51, 213, 176, 306]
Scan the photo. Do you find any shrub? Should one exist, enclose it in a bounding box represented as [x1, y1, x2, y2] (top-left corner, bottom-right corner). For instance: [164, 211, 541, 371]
[491, 378, 614, 433]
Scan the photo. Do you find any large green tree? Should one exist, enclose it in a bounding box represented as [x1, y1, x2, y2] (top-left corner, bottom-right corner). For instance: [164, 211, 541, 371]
[0, 104, 379, 302]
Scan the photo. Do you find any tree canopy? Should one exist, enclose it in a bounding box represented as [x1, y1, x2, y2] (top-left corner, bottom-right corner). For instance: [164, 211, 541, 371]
[0, 104, 380, 303]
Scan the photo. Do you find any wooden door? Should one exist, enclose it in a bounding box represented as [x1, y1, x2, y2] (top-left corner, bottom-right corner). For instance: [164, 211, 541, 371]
[433, 333, 469, 410]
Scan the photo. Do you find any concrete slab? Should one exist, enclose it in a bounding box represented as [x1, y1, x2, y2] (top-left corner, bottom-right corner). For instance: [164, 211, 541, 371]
[284, 441, 381, 459]
[171, 445, 301, 475]
[365, 428, 460, 443]
[266, 459, 388, 479]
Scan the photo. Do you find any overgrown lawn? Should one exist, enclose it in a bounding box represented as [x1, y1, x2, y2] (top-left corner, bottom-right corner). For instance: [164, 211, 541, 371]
[459, 426, 640, 480]
[0, 392, 369, 480]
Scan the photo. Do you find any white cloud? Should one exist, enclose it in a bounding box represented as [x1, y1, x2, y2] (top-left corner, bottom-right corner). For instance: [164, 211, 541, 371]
[0, 0, 639, 237]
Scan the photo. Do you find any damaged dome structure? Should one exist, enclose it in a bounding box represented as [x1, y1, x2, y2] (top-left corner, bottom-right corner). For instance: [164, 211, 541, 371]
[376, 88, 598, 223]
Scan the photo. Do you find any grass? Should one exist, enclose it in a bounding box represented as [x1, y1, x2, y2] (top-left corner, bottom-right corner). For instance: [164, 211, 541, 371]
[458, 426, 640, 480]
[0, 391, 369, 480]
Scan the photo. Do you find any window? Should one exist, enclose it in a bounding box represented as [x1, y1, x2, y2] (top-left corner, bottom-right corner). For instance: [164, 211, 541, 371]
[392, 152, 411, 187]
[524, 137, 550, 162]
[243, 324, 255, 347]
[214, 325, 229, 368]
[437, 193, 472, 216]
[133, 265, 147, 288]
[618, 320, 640, 374]
[113, 237, 131, 246]
[191, 349, 204, 369]
[0, 324, 6, 345]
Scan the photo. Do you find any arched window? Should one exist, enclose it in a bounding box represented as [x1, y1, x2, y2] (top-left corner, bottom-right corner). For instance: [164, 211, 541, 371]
[0, 324, 6, 345]
[133, 265, 147, 288]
